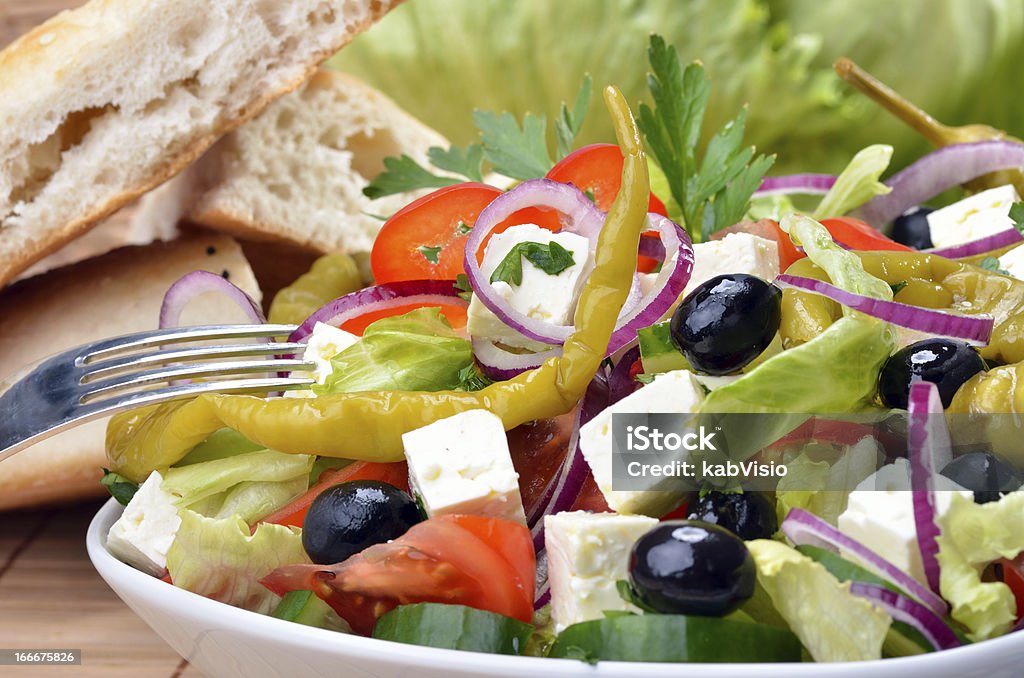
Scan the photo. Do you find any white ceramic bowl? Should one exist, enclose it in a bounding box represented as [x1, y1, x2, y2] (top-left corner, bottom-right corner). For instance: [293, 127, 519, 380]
[87, 498, 1024, 678]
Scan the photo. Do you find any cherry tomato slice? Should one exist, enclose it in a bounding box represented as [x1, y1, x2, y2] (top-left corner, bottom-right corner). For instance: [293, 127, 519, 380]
[998, 554, 1024, 622]
[261, 461, 410, 528]
[819, 217, 913, 253]
[370, 183, 561, 283]
[547, 144, 667, 215]
[261, 515, 535, 635]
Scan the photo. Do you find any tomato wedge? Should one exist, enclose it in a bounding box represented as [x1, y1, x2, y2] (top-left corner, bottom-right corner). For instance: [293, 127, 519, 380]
[547, 144, 667, 216]
[819, 217, 912, 253]
[370, 183, 561, 283]
[261, 461, 409, 528]
[261, 515, 535, 635]
[998, 554, 1024, 622]
[339, 303, 468, 335]
[507, 413, 575, 515]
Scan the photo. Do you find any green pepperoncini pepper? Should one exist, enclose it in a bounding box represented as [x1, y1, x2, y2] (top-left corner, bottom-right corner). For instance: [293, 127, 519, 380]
[107, 87, 650, 482]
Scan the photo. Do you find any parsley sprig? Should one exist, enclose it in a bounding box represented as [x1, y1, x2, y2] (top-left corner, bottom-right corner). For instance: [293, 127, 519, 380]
[638, 35, 774, 241]
[1011, 201, 1024, 234]
[364, 76, 592, 199]
[489, 241, 576, 286]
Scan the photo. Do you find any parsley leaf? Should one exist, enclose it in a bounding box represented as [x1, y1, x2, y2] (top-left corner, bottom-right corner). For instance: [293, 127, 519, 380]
[1010, 201, 1024, 234]
[890, 280, 909, 295]
[362, 155, 460, 199]
[455, 220, 472, 235]
[638, 35, 774, 242]
[455, 363, 494, 392]
[489, 241, 576, 286]
[417, 245, 443, 264]
[101, 468, 139, 506]
[428, 144, 484, 183]
[979, 256, 1010, 276]
[474, 110, 553, 180]
[555, 74, 592, 160]
[634, 372, 657, 384]
[454, 273, 473, 302]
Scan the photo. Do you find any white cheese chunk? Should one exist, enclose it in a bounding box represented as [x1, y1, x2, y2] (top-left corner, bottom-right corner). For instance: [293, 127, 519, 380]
[545, 511, 658, 632]
[927, 184, 1020, 249]
[837, 459, 971, 585]
[684, 233, 779, 298]
[998, 243, 1024, 281]
[402, 409, 526, 524]
[467, 223, 591, 351]
[106, 471, 182, 576]
[285, 322, 359, 398]
[579, 369, 705, 516]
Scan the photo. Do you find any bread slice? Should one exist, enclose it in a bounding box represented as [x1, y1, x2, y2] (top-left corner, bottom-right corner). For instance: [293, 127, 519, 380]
[0, 0, 400, 288]
[0, 231, 260, 510]
[153, 69, 448, 254]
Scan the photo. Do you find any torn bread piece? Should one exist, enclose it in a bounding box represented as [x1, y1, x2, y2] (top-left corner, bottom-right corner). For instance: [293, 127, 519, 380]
[0, 231, 260, 510]
[0, 0, 400, 287]
[141, 69, 447, 254]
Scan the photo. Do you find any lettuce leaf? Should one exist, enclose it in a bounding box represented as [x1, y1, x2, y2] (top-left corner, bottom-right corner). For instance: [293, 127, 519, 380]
[175, 428, 265, 466]
[317, 307, 473, 394]
[936, 491, 1024, 640]
[812, 145, 893, 219]
[162, 450, 313, 522]
[746, 539, 891, 661]
[780, 213, 894, 302]
[166, 510, 309, 614]
[775, 436, 881, 525]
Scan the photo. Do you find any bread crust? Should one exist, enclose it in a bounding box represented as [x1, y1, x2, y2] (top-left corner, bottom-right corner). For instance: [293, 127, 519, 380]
[0, 0, 401, 288]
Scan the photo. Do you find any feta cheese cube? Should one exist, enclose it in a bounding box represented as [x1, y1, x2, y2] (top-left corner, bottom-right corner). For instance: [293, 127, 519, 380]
[467, 224, 591, 351]
[285, 322, 359, 398]
[545, 511, 658, 632]
[927, 184, 1020, 249]
[579, 369, 705, 516]
[402, 409, 526, 524]
[998, 243, 1024, 281]
[837, 458, 971, 585]
[684, 233, 779, 297]
[106, 471, 182, 576]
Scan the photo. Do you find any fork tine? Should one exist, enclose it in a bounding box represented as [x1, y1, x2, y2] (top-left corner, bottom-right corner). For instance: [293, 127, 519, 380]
[98, 377, 315, 412]
[80, 324, 298, 364]
[80, 359, 315, 403]
[80, 342, 308, 382]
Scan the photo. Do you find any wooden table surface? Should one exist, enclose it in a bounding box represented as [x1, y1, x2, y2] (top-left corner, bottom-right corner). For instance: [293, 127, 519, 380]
[0, 1, 200, 675]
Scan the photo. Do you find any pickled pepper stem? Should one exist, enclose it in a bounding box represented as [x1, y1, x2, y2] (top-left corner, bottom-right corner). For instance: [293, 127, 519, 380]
[834, 57, 949, 147]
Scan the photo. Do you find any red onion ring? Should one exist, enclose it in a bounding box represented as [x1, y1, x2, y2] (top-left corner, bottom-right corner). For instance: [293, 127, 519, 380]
[471, 338, 560, 381]
[859, 141, 1024, 227]
[775, 274, 994, 346]
[849, 583, 960, 651]
[782, 508, 949, 617]
[755, 173, 837, 197]
[926, 228, 1024, 259]
[160, 270, 265, 328]
[606, 345, 641, 404]
[908, 381, 953, 595]
[287, 280, 466, 344]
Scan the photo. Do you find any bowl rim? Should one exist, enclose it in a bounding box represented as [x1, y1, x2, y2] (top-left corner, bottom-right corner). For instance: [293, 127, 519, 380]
[86, 497, 1024, 675]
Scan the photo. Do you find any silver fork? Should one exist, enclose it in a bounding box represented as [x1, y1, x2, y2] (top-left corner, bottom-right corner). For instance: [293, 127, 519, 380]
[0, 324, 315, 463]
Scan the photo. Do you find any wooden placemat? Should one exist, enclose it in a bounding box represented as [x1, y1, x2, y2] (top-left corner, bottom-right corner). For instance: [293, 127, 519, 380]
[0, 4, 199, 676]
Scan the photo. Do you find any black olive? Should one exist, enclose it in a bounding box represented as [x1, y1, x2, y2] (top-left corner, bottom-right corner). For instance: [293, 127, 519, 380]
[629, 521, 755, 616]
[302, 480, 421, 565]
[940, 452, 1022, 504]
[878, 339, 986, 409]
[669, 274, 782, 375]
[891, 207, 934, 250]
[686, 491, 777, 541]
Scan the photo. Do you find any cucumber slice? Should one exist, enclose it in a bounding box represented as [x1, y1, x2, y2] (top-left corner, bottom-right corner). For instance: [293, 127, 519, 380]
[638, 322, 690, 374]
[372, 603, 534, 655]
[271, 590, 350, 632]
[549, 614, 801, 663]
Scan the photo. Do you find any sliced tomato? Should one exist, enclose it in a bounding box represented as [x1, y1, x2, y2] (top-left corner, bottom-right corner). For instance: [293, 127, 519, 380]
[998, 554, 1024, 621]
[507, 413, 576, 516]
[712, 219, 804, 272]
[660, 500, 691, 521]
[819, 217, 912, 253]
[261, 461, 409, 528]
[339, 302, 468, 335]
[547, 144, 668, 216]
[260, 515, 535, 635]
[370, 183, 561, 283]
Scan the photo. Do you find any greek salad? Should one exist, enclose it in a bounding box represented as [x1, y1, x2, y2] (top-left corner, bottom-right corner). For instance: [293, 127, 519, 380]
[101, 36, 1024, 664]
